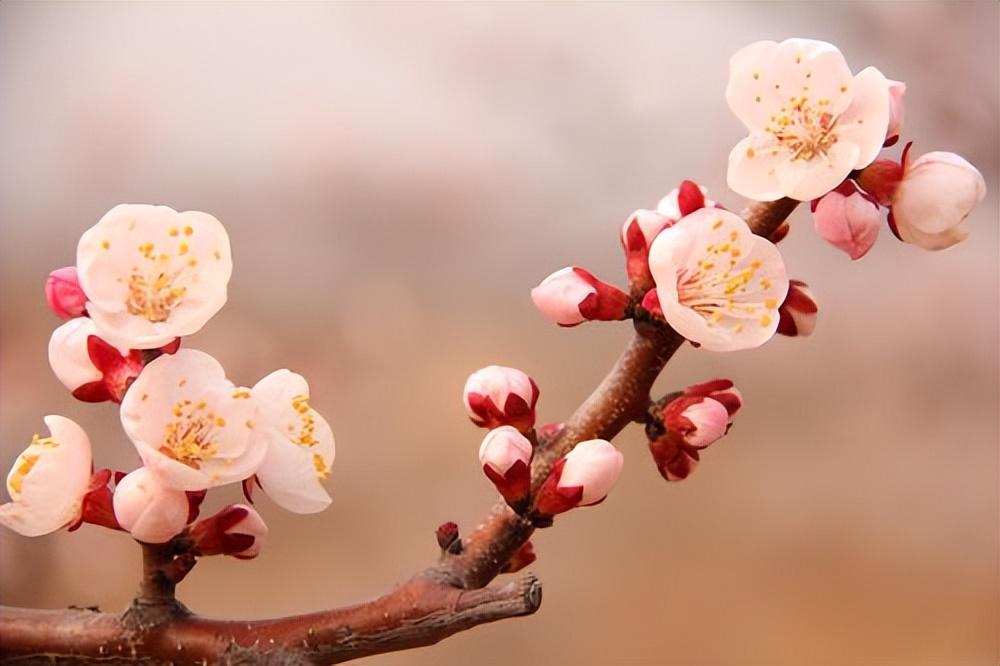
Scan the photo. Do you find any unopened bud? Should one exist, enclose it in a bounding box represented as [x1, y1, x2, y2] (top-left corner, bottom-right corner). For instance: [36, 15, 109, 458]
[45, 266, 87, 320]
[648, 434, 700, 482]
[656, 180, 716, 221]
[812, 181, 880, 260]
[535, 440, 623, 516]
[530, 267, 628, 327]
[190, 504, 268, 559]
[479, 426, 533, 508]
[889, 149, 986, 251]
[112, 467, 189, 544]
[777, 280, 818, 337]
[663, 397, 729, 449]
[681, 379, 742, 422]
[436, 521, 461, 552]
[463, 365, 539, 431]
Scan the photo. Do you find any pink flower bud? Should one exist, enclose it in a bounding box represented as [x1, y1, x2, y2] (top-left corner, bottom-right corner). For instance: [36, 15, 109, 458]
[811, 181, 881, 260]
[113, 467, 189, 544]
[45, 266, 88, 320]
[479, 426, 533, 507]
[663, 397, 729, 449]
[48, 318, 144, 403]
[530, 267, 628, 327]
[884, 80, 906, 147]
[463, 365, 539, 431]
[621, 209, 672, 290]
[190, 504, 268, 559]
[682, 379, 742, 422]
[777, 280, 818, 337]
[656, 180, 716, 221]
[535, 440, 623, 516]
[890, 150, 987, 250]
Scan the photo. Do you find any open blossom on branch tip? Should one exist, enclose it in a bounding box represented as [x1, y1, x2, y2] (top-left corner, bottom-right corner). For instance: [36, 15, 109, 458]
[648, 209, 789, 352]
[0, 416, 92, 537]
[120, 349, 267, 491]
[76, 204, 233, 349]
[190, 503, 268, 559]
[463, 365, 539, 431]
[45, 266, 87, 320]
[811, 180, 880, 260]
[535, 440, 623, 516]
[726, 38, 891, 202]
[113, 467, 189, 544]
[531, 267, 628, 327]
[252, 369, 336, 514]
[479, 426, 533, 506]
[777, 280, 818, 337]
[889, 150, 986, 250]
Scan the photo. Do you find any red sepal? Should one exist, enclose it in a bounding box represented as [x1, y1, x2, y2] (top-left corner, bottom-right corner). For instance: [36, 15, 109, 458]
[242, 475, 261, 504]
[648, 433, 701, 482]
[501, 540, 536, 573]
[190, 505, 255, 558]
[467, 379, 539, 432]
[534, 459, 584, 516]
[72, 380, 112, 403]
[640, 289, 664, 318]
[571, 268, 629, 323]
[483, 458, 531, 507]
[85, 335, 145, 403]
[186, 489, 207, 524]
[857, 158, 904, 206]
[676, 180, 706, 217]
[70, 469, 121, 531]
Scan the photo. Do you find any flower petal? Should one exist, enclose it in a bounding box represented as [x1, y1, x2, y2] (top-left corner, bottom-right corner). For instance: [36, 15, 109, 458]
[834, 67, 892, 170]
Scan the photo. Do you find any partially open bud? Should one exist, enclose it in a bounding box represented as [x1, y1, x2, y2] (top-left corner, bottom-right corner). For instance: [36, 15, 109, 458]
[463, 365, 539, 431]
[884, 80, 906, 147]
[479, 426, 533, 508]
[113, 467, 189, 544]
[190, 504, 268, 559]
[811, 181, 881, 260]
[621, 209, 672, 290]
[777, 280, 818, 337]
[45, 266, 87, 320]
[889, 150, 987, 251]
[535, 440, 623, 516]
[656, 180, 716, 221]
[681, 379, 742, 422]
[530, 267, 628, 327]
[663, 397, 729, 449]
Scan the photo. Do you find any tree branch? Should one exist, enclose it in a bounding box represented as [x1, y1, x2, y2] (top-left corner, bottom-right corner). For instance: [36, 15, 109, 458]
[0, 198, 798, 665]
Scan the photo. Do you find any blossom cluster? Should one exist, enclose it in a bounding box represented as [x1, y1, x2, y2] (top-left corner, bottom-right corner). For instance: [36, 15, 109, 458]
[2, 205, 338, 557]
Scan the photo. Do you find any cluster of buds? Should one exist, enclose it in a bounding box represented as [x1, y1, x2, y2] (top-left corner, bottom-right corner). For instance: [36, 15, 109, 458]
[1, 204, 340, 560]
[646, 380, 742, 481]
[464, 366, 625, 529]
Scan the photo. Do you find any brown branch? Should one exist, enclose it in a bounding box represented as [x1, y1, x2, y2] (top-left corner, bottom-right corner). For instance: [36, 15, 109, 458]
[0, 198, 797, 665]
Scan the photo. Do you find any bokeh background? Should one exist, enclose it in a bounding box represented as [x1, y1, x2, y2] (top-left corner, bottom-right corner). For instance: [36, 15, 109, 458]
[1, 2, 997, 664]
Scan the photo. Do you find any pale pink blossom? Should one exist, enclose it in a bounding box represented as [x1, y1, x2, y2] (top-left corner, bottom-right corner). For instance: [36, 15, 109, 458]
[777, 280, 818, 337]
[76, 204, 233, 349]
[120, 349, 266, 491]
[252, 369, 336, 514]
[463, 365, 539, 431]
[113, 467, 189, 544]
[811, 181, 881, 260]
[648, 209, 788, 352]
[0, 416, 93, 537]
[479, 426, 533, 506]
[890, 151, 987, 250]
[530, 267, 628, 327]
[726, 39, 891, 201]
[190, 503, 268, 559]
[535, 439, 623, 515]
[45, 266, 87, 320]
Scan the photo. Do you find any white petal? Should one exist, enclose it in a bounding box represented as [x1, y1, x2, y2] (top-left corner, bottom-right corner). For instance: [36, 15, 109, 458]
[777, 140, 860, 202]
[113, 467, 189, 543]
[726, 40, 780, 130]
[48, 318, 103, 391]
[0, 416, 92, 537]
[834, 67, 891, 170]
[727, 136, 787, 201]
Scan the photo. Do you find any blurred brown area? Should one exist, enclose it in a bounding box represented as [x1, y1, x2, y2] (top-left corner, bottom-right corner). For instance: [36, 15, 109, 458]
[0, 3, 997, 664]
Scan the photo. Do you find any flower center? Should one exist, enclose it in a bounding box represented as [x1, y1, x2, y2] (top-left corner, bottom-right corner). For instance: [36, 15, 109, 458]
[766, 96, 838, 161]
[160, 400, 225, 469]
[125, 241, 195, 323]
[675, 231, 776, 334]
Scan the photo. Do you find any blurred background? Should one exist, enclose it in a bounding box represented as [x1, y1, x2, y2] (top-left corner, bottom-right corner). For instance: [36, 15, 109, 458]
[0, 2, 997, 664]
